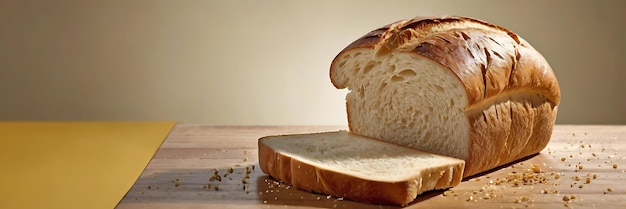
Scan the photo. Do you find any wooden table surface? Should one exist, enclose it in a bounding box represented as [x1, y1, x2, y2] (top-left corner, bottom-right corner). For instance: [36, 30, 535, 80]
[116, 125, 626, 209]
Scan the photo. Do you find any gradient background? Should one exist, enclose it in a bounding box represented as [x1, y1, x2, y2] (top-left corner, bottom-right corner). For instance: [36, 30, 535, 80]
[1, 0, 624, 125]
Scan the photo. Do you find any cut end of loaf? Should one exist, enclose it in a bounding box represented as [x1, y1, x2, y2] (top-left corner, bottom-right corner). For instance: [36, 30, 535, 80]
[332, 50, 471, 160]
[258, 131, 465, 206]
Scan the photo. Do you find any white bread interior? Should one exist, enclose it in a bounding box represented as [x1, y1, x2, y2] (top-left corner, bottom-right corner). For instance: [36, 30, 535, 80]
[334, 51, 470, 160]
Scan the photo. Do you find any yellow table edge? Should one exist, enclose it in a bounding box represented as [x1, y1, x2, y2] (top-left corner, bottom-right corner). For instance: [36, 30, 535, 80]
[0, 121, 176, 209]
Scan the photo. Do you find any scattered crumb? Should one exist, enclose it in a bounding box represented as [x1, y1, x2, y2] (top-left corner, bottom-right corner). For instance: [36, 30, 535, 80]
[442, 190, 452, 197]
[613, 164, 618, 169]
[532, 164, 542, 173]
[209, 170, 222, 182]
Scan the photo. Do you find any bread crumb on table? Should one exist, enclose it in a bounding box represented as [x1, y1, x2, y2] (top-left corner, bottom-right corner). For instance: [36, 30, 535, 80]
[531, 164, 542, 173]
[174, 178, 180, 187]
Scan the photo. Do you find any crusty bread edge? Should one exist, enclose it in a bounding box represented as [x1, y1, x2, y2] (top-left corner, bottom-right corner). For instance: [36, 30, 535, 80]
[258, 132, 465, 206]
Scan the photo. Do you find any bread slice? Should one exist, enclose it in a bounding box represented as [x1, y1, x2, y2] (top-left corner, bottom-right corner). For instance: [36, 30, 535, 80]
[258, 131, 465, 206]
[330, 16, 560, 177]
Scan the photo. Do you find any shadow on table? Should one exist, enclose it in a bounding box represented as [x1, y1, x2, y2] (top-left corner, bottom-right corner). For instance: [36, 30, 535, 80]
[256, 174, 448, 209]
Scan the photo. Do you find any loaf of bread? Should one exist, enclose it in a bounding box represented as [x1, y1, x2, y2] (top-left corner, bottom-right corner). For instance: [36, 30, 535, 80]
[258, 131, 465, 206]
[330, 16, 560, 177]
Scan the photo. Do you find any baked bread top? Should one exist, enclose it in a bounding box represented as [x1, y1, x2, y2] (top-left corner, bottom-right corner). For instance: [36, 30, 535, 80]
[331, 16, 560, 109]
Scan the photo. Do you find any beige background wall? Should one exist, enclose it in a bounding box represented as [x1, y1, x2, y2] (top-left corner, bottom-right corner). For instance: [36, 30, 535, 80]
[0, 0, 624, 125]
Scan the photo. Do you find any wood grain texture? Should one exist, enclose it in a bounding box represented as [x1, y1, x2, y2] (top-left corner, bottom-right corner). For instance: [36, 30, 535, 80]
[116, 125, 626, 209]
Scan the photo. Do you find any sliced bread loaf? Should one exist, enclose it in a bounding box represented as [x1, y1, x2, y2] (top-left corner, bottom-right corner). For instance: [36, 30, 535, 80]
[258, 131, 465, 206]
[330, 16, 560, 177]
